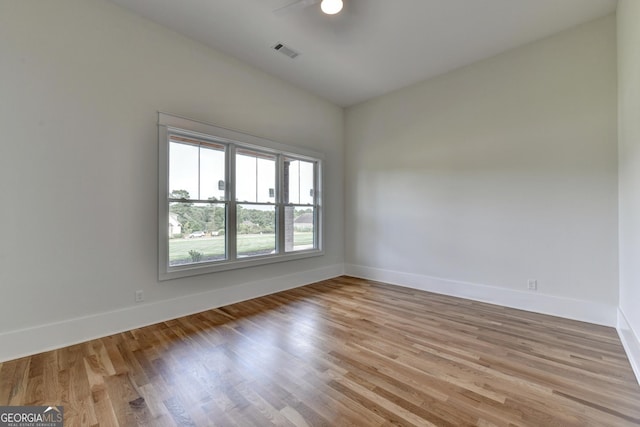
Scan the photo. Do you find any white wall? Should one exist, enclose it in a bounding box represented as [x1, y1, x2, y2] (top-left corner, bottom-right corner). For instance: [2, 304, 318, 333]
[0, 0, 344, 361]
[617, 0, 640, 381]
[345, 16, 618, 325]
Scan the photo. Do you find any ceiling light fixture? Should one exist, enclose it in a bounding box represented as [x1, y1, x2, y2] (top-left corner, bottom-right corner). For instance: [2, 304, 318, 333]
[320, 0, 343, 15]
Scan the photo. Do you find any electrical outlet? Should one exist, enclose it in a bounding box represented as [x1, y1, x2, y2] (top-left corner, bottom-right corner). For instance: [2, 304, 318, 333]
[135, 290, 144, 303]
[527, 279, 537, 291]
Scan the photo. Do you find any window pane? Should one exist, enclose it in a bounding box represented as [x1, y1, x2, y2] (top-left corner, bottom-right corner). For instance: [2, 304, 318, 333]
[169, 202, 226, 266]
[285, 206, 315, 252]
[200, 145, 226, 201]
[257, 157, 276, 203]
[284, 158, 315, 205]
[237, 204, 276, 257]
[299, 161, 315, 205]
[236, 150, 276, 203]
[169, 141, 199, 200]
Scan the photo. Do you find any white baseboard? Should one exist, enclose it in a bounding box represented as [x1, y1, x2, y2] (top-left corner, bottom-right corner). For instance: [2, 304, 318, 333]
[617, 308, 640, 386]
[0, 263, 344, 363]
[345, 264, 618, 327]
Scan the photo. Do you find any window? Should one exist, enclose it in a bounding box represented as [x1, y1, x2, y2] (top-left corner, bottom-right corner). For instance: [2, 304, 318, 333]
[159, 113, 323, 280]
[284, 157, 317, 252]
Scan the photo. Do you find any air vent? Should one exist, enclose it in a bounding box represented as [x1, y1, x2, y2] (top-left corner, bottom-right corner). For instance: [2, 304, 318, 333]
[273, 43, 300, 59]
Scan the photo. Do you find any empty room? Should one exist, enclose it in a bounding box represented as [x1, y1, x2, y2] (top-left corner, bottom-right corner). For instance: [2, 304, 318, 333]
[1, 0, 639, 425]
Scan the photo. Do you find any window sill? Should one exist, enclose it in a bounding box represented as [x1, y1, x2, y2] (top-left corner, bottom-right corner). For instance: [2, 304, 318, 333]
[159, 249, 324, 281]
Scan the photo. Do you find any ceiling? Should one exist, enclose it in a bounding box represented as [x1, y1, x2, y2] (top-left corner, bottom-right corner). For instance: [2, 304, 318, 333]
[108, 0, 617, 107]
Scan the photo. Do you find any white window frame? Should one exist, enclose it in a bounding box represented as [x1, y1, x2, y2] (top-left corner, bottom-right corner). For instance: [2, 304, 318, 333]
[158, 112, 324, 281]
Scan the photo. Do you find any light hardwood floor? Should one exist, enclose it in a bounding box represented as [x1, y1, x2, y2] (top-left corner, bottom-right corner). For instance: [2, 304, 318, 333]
[1, 276, 639, 426]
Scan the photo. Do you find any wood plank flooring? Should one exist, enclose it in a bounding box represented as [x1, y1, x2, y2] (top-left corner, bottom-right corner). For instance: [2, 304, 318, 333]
[1, 276, 639, 426]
